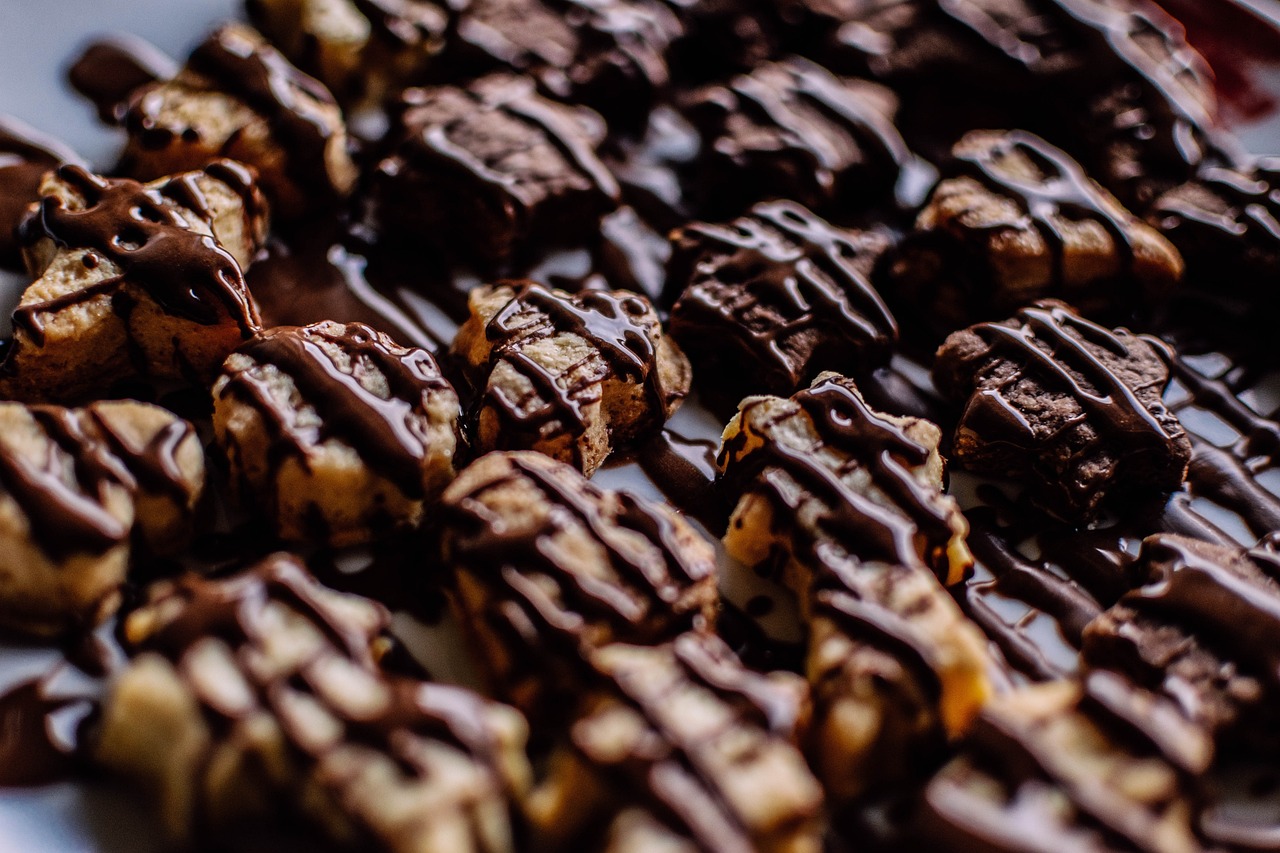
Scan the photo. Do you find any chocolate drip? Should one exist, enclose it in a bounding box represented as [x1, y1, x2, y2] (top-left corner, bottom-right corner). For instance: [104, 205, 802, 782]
[722, 376, 955, 577]
[671, 202, 896, 394]
[0, 117, 78, 268]
[482, 283, 670, 457]
[221, 323, 449, 498]
[186, 26, 342, 195]
[446, 454, 711, 637]
[954, 131, 1136, 287]
[23, 164, 257, 333]
[0, 408, 129, 560]
[67, 36, 179, 123]
[1155, 164, 1280, 249]
[0, 679, 79, 787]
[84, 408, 194, 504]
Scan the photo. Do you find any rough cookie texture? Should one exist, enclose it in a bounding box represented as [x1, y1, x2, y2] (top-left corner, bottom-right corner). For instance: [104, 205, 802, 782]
[0, 400, 203, 637]
[213, 320, 460, 546]
[682, 56, 911, 216]
[919, 675, 1208, 853]
[1148, 160, 1280, 300]
[718, 373, 989, 799]
[1083, 534, 1280, 759]
[525, 634, 825, 853]
[825, 0, 1220, 205]
[933, 300, 1191, 521]
[373, 75, 619, 269]
[452, 281, 690, 476]
[440, 450, 717, 713]
[667, 200, 896, 404]
[93, 554, 531, 850]
[79, 24, 356, 218]
[4, 162, 267, 403]
[891, 130, 1184, 333]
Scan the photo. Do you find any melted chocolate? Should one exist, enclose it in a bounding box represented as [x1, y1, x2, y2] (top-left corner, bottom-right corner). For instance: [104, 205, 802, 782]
[67, 36, 179, 123]
[219, 322, 451, 498]
[17, 164, 258, 339]
[637, 429, 722, 531]
[0, 679, 79, 787]
[0, 117, 79, 268]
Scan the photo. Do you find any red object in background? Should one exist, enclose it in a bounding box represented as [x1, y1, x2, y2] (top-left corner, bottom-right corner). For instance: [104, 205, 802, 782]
[1156, 0, 1280, 121]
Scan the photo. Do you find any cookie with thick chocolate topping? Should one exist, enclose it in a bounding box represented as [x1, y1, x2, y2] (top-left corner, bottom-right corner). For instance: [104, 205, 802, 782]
[73, 24, 357, 218]
[668, 200, 896, 405]
[3, 162, 266, 403]
[452, 281, 690, 476]
[0, 400, 203, 637]
[718, 374, 989, 798]
[1148, 160, 1280, 300]
[682, 56, 911, 216]
[93, 553, 531, 849]
[213, 321, 460, 546]
[1083, 534, 1280, 759]
[891, 130, 1183, 333]
[918, 675, 1208, 853]
[525, 634, 825, 853]
[372, 75, 619, 269]
[440, 450, 717, 711]
[933, 301, 1191, 521]
[246, 0, 449, 105]
[0, 117, 80, 270]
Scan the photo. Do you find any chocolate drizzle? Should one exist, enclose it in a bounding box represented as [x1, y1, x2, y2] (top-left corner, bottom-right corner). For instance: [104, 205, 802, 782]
[18, 164, 258, 336]
[219, 322, 452, 498]
[480, 282, 671, 457]
[669, 201, 896, 397]
[954, 131, 1137, 286]
[0, 117, 78, 268]
[185, 26, 343, 195]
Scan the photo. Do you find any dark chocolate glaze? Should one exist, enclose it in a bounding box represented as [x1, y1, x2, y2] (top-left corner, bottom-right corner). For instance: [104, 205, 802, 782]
[0, 117, 79, 268]
[185, 26, 344, 197]
[954, 131, 1137, 287]
[480, 282, 673, 462]
[218, 322, 453, 498]
[83, 405, 194, 504]
[668, 201, 897, 399]
[636, 428, 722, 531]
[16, 164, 258, 339]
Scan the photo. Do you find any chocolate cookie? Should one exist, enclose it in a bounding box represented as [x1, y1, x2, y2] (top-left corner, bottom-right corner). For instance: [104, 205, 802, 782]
[525, 634, 824, 853]
[213, 321, 460, 546]
[439, 450, 717, 711]
[372, 75, 619, 269]
[0, 117, 79, 269]
[891, 130, 1184, 333]
[719, 374, 990, 799]
[0, 400, 203, 637]
[681, 56, 913, 217]
[668, 200, 896, 404]
[71, 24, 357, 218]
[93, 553, 531, 849]
[452, 281, 690, 476]
[4, 162, 267, 402]
[1083, 534, 1280, 760]
[933, 301, 1191, 521]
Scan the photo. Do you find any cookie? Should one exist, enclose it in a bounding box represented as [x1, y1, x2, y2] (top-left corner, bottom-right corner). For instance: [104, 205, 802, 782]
[525, 634, 825, 853]
[0, 400, 203, 637]
[452, 281, 690, 476]
[718, 374, 989, 798]
[213, 320, 460, 546]
[1082, 534, 1280, 760]
[0, 117, 79, 269]
[4, 162, 267, 403]
[682, 56, 911, 216]
[74, 24, 357, 218]
[919, 674, 1208, 853]
[933, 300, 1192, 521]
[891, 130, 1184, 334]
[667, 200, 896, 404]
[439, 450, 717, 711]
[93, 553, 531, 849]
[372, 74, 619, 269]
